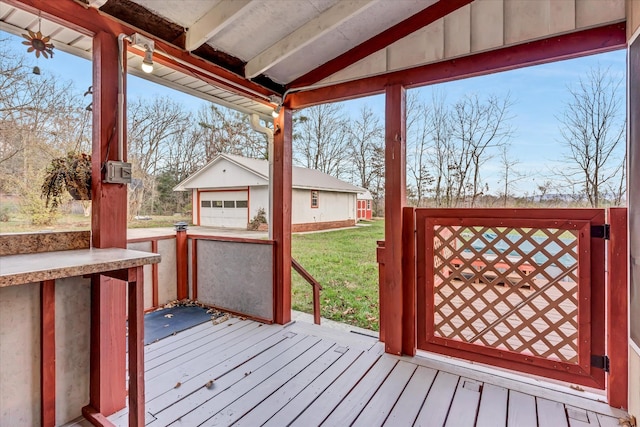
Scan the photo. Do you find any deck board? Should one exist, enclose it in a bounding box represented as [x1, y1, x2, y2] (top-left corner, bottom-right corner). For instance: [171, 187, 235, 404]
[413, 371, 460, 426]
[289, 349, 382, 426]
[317, 356, 397, 426]
[108, 319, 627, 427]
[444, 378, 483, 427]
[170, 336, 322, 426]
[201, 340, 337, 426]
[262, 347, 363, 427]
[145, 320, 258, 374]
[146, 324, 292, 410]
[476, 383, 508, 427]
[507, 390, 537, 427]
[383, 366, 436, 426]
[352, 360, 416, 426]
[537, 397, 569, 427]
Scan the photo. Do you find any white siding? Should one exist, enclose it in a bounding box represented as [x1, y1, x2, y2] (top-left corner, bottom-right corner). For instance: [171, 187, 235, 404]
[185, 158, 267, 190]
[292, 189, 355, 224]
[249, 186, 269, 221]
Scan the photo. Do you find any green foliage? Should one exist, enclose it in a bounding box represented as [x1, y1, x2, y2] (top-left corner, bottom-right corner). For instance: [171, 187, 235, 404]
[41, 152, 91, 210]
[291, 220, 384, 331]
[22, 188, 60, 225]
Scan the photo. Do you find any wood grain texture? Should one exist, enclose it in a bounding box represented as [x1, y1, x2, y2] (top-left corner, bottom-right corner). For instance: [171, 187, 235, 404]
[607, 207, 628, 409]
[272, 108, 292, 325]
[383, 84, 406, 355]
[40, 280, 55, 427]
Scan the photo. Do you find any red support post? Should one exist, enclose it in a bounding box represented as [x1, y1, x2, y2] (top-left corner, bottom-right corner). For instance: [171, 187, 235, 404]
[151, 239, 159, 308]
[273, 107, 293, 324]
[191, 239, 198, 301]
[376, 240, 386, 342]
[87, 31, 127, 417]
[607, 207, 628, 410]
[40, 279, 55, 427]
[127, 267, 145, 426]
[402, 207, 416, 356]
[175, 223, 188, 300]
[383, 84, 406, 355]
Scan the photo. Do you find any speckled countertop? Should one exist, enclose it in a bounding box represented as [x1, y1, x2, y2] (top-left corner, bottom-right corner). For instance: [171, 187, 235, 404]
[0, 248, 161, 287]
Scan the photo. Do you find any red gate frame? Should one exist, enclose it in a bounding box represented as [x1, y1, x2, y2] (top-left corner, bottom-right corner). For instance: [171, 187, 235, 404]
[413, 208, 606, 389]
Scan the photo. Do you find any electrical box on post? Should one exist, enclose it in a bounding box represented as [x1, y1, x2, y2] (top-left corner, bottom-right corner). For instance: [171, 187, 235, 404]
[104, 160, 132, 184]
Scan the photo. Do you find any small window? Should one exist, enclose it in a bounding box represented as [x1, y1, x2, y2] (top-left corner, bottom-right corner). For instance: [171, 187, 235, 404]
[201, 200, 211, 208]
[236, 200, 248, 208]
[367, 200, 371, 210]
[311, 190, 319, 208]
[224, 200, 235, 208]
[212, 200, 223, 208]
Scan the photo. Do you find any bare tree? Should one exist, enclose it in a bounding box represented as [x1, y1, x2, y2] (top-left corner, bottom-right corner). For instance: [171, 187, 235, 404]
[498, 145, 526, 206]
[128, 96, 191, 215]
[406, 95, 435, 207]
[347, 105, 384, 190]
[449, 93, 513, 206]
[293, 103, 350, 179]
[197, 104, 267, 160]
[557, 66, 625, 207]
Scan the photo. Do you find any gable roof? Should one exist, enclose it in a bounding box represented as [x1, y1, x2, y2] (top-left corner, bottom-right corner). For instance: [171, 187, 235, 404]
[174, 153, 365, 194]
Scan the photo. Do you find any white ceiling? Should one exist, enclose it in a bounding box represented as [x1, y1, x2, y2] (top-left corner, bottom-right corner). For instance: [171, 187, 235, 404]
[0, 0, 628, 118]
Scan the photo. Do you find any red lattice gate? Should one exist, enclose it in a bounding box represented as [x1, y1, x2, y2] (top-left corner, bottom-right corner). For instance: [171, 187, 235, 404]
[414, 209, 606, 388]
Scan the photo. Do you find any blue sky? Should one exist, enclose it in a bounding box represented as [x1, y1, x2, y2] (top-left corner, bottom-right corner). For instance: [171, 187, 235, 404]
[4, 31, 627, 195]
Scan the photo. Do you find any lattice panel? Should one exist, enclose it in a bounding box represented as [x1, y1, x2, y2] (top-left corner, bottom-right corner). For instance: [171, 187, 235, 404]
[432, 225, 579, 363]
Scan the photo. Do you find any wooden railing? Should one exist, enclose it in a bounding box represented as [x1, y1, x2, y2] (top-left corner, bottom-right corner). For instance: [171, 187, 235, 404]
[291, 258, 322, 325]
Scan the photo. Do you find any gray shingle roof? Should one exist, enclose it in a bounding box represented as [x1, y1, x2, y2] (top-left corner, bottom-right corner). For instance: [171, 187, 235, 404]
[175, 153, 366, 194]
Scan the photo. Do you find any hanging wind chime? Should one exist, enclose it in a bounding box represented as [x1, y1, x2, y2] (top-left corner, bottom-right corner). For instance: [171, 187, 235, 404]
[21, 16, 55, 75]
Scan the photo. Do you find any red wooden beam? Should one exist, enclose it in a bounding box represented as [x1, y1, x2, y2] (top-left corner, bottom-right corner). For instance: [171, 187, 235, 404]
[272, 108, 293, 325]
[607, 207, 628, 410]
[151, 239, 159, 308]
[40, 280, 55, 427]
[290, 0, 474, 88]
[383, 85, 406, 355]
[87, 30, 127, 417]
[176, 228, 188, 300]
[401, 207, 416, 356]
[6, 0, 276, 104]
[289, 22, 626, 109]
[191, 239, 198, 301]
[127, 267, 145, 427]
[376, 240, 386, 342]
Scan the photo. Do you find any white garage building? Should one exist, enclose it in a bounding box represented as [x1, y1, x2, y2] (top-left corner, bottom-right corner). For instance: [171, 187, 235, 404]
[174, 154, 366, 232]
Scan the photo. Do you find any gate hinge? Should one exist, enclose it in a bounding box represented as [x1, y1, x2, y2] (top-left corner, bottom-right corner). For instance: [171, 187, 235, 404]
[591, 354, 610, 372]
[590, 224, 610, 240]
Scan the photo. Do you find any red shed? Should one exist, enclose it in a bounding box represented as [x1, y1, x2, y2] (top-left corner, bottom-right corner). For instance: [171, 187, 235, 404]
[357, 190, 373, 220]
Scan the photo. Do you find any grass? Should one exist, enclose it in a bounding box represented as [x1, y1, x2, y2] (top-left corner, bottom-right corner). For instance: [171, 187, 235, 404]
[0, 212, 191, 233]
[291, 220, 384, 331]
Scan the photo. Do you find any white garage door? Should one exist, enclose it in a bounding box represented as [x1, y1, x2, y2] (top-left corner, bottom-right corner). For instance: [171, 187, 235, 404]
[199, 191, 248, 228]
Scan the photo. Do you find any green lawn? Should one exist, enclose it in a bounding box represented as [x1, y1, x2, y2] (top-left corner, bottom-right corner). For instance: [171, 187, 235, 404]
[291, 220, 384, 331]
[0, 212, 191, 233]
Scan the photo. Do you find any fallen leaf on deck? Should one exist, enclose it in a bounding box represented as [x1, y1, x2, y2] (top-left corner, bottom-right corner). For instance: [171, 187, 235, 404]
[174, 382, 181, 389]
[205, 380, 214, 389]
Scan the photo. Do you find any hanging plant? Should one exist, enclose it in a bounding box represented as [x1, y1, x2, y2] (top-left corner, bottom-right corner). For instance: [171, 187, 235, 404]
[41, 152, 92, 210]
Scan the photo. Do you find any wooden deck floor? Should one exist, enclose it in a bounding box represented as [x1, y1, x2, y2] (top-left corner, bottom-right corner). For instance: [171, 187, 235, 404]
[109, 318, 627, 427]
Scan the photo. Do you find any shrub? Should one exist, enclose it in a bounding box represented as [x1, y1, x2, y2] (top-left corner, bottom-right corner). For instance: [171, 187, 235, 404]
[247, 207, 267, 230]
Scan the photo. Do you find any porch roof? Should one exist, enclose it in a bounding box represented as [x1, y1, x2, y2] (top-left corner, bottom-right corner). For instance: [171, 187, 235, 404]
[0, 0, 627, 117]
